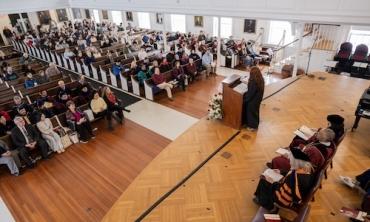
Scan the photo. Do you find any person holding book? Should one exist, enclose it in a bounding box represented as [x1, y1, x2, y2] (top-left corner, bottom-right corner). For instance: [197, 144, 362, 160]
[253, 148, 314, 211]
[290, 114, 344, 148]
[268, 128, 335, 174]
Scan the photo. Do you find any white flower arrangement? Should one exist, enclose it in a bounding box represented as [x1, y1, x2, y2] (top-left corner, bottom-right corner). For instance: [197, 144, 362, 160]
[207, 92, 223, 120]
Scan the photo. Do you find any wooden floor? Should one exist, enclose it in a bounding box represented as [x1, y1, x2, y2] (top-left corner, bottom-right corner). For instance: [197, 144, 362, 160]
[103, 73, 370, 222]
[157, 75, 224, 119]
[141, 73, 370, 222]
[0, 119, 170, 222]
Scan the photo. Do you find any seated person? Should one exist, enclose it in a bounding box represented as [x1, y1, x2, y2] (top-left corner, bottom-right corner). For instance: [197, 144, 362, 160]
[4, 66, 18, 81]
[253, 148, 314, 211]
[0, 112, 14, 137]
[112, 61, 123, 78]
[77, 75, 93, 104]
[66, 101, 94, 144]
[101, 39, 112, 48]
[166, 50, 175, 64]
[63, 48, 75, 59]
[37, 70, 50, 84]
[340, 169, 370, 214]
[45, 63, 61, 77]
[24, 64, 36, 75]
[326, 114, 345, 144]
[19, 53, 33, 67]
[189, 49, 201, 61]
[57, 80, 72, 103]
[102, 86, 130, 125]
[202, 50, 216, 76]
[24, 73, 38, 89]
[152, 67, 174, 100]
[185, 58, 198, 82]
[159, 58, 171, 73]
[36, 90, 56, 117]
[36, 113, 64, 154]
[0, 141, 20, 176]
[180, 52, 189, 65]
[129, 61, 140, 76]
[90, 91, 111, 130]
[136, 65, 150, 85]
[12, 95, 36, 124]
[289, 128, 336, 160]
[172, 61, 186, 91]
[11, 116, 50, 165]
[138, 48, 148, 61]
[84, 51, 96, 66]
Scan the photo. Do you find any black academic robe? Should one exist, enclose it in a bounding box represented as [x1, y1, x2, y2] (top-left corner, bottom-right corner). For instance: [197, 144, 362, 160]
[242, 79, 264, 128]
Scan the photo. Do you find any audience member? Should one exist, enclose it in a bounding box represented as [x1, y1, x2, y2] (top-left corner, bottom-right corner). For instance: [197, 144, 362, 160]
[202, 50, 214, 77]
[172, 61, 186, 91]
[0, 140, 20, 176]
[66, 101, 94, 143]
[185, 58, 198, 82]
[102, 86, 127, 125]
[253, 148, 314, 211]
[11, 116, 50, 164]
[24, 73, 38, 89]
[152, 67, 173, 100]
[90, 91, 112, 130]
[45, 63, 61, 77]
[0, 112, 14, 137]
[36, 113, 65, 154]
[36, 70, 50, 84]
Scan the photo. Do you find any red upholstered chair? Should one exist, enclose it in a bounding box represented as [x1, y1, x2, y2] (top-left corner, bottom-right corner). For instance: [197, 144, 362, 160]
[335, 42, 353, 61]
[352, 44, 368, 62]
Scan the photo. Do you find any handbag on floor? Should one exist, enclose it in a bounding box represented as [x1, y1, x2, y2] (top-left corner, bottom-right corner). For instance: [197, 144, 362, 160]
[56, 127, 72, 149]
[55, 115, 76, 146]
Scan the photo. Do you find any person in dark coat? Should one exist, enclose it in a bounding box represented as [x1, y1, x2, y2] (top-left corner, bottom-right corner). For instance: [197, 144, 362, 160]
[242, 66, 265, 130]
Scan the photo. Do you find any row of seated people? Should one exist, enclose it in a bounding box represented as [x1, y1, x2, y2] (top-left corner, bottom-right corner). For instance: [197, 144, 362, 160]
[334, 42, 370, 77]
[252, 114, 345, 220]
[0, 76, 129, 176]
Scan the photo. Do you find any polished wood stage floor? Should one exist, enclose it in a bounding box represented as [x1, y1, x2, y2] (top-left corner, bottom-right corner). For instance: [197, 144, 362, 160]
[104, 73, 370, 222]
[0, 120, 170, 222]
[1, 72, 369, 222]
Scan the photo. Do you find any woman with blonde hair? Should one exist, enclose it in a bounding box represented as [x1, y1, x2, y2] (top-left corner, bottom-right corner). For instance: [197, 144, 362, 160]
[242, 66, 265, 131]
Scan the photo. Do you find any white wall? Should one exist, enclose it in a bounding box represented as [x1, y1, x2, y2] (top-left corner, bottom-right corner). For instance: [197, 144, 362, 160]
[0, 0, 69, 14]
[70, 0, 370, 25]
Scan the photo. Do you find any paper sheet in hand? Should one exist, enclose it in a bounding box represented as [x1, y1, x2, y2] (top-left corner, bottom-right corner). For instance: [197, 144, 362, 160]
[275, 148, 290, 156]
[262, 169, 283, 182]
[294, 125, 315, 140]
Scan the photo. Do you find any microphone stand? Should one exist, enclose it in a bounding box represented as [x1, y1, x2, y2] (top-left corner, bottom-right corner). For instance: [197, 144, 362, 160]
[305, 25, 320, 76]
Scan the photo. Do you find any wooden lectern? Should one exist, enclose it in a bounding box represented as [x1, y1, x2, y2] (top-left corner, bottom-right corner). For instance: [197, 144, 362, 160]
[222, 74, 244, 129]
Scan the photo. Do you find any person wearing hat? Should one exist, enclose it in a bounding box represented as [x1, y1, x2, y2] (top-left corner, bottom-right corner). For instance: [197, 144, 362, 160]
[327, 114, 345, 144]
[0, 112, 14, 137]
[290, 114, 344, 148]
[253, 147, 314, 211]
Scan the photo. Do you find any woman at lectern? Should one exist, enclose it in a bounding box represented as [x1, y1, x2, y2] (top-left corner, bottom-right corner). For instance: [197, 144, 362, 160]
[242, 66, 265, 131]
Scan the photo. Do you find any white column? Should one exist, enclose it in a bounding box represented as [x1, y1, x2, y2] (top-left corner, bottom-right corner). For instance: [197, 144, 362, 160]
[293, 23, 304, 77]
[67, 8, 75, 31]
[162, 13, 167, 51]
[18, 13, 27, 33]
[217, 17, 221, 67]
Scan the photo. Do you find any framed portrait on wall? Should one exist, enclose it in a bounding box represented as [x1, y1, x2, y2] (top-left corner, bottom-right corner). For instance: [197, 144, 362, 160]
[102, 10, 108, 20]
[194, 16, 203, 27]
[244, 19, 256, 33]
[126, 12, 133, 21]
[56, 9, 68, 22]
[156, 13, 163, 24]
[72, 8, 82, 19]
[37, 11, 51, 25]
[85, 9, 91, 19]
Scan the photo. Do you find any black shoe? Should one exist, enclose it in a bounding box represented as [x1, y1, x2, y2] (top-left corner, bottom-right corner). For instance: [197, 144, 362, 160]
[28, 163, 36, 169]
[252, 197, 260, 205]
[266, 162, 273, 169]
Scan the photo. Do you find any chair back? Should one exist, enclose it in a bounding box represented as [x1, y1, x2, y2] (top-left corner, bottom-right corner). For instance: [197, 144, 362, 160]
[337, 42, 352, 59]
[352, 44, 368, 62]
